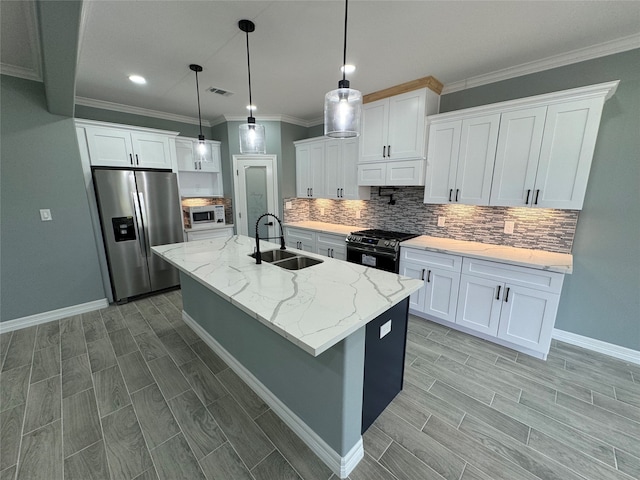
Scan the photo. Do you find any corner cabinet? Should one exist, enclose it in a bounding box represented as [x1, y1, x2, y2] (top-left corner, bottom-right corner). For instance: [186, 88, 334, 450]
[359, 87, 440, 186]
[295, 137, 369, 200]
[424, 81, 618, 210]
[400, 246, 566, 359]
[80, 123, 176, 169]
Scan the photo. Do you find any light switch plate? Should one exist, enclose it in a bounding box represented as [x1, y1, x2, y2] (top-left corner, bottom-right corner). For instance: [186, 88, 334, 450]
[504, 221, 514, 234]
[40, 209, 52, 221]
[437, 216, 446, 227]
[380, 320, 392, 339]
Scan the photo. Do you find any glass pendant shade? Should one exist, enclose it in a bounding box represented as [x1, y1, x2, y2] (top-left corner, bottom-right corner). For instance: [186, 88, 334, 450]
[324, 86, 362, 138]
[239, 119, 266, 154]
[197, 134, 207, 158]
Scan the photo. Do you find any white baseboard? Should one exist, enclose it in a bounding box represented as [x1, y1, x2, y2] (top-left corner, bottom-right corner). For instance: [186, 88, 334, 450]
[553, 329, 640, 366]
[0, 299, 109, 333]
[182, 311, 364, 479]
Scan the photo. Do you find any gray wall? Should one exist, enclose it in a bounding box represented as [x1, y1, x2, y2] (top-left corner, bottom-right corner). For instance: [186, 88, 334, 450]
[280, 122, 310, 200]
[1, 75, 105, 321]
[441, 49, 640, 350]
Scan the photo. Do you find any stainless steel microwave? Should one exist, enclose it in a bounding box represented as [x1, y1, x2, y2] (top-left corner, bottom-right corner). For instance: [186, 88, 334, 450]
[184, 205, 225, 227]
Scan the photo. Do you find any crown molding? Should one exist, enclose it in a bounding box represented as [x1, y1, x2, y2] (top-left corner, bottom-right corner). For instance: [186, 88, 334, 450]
[222, 114, 318, 128]
[74, 96, 211, 127]
[442, 34, 640, 95]
[0, 63, 42, 82]
[1, 1, 43, 82]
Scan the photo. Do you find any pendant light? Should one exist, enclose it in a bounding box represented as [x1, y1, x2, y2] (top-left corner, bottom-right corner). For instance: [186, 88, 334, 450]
[324, 0, 362, 138]
[189, 64, 207, 157]
[238, 19, 266, 154]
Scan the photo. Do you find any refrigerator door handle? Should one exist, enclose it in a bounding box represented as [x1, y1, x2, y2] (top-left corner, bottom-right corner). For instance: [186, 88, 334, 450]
[132, 193, 148, 257]
[136, 192, 152, 257]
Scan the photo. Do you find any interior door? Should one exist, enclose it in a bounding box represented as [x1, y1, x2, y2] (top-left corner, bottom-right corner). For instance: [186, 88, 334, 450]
[233, 155, 279, 240]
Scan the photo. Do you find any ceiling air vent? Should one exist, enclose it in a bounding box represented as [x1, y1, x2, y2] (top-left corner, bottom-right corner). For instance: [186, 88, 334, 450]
[208, 87, 233, 97]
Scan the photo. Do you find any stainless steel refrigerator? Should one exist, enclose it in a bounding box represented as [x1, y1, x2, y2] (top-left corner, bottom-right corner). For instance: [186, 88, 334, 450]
[93, 168, 184, 302]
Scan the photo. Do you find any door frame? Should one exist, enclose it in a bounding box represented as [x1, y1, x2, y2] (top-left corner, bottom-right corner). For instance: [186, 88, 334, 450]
[232, 155, 279, 238]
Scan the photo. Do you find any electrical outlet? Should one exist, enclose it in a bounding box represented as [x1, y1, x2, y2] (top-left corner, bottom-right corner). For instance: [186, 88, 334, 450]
[320, 208, 325, 216]
[380, 320, 392, 339]
[40, 209, 52, 221]
[285, 201, 292, 210]
[437, 216, 446, 227]
[504, 221, 515, 234]
[355, 210, 361, 219]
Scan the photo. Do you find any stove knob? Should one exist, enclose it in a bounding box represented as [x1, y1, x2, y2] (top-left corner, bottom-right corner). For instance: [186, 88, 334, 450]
[384, 241, 390, 246]
[347, 236, 352, 241]
[390, 240, 396, 246]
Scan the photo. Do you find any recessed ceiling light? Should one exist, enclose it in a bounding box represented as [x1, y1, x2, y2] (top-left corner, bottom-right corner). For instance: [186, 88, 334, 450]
[341, 64, 356, 75]
[128, 75, 147, 85]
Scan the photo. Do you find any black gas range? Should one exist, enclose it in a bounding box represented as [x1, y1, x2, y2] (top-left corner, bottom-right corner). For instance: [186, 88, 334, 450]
[346, 229, 420, 273]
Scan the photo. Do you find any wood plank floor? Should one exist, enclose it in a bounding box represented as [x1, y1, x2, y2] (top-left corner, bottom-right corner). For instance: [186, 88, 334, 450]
[1, 290, 638, 480]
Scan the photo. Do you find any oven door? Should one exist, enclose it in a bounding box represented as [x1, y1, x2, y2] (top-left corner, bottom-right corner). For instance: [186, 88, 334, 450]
[346, 245, 398, 273]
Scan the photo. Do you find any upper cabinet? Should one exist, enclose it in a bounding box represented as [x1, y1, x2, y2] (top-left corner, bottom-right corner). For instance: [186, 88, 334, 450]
[358, 78, 441, 187]
[424, 80, 619, 210]
[175, 138, 221, 173]
[295, 137, 370, 200]
[82, 124, 175, 169]
[423, 114, 500, 205]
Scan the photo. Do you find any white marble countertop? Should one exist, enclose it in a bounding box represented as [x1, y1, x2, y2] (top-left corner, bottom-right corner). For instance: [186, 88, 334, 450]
[401, 236, 573, 274]
[284, 221, 360, 236]
[184, 223, 234, 232]
[152, 235, 423, 356]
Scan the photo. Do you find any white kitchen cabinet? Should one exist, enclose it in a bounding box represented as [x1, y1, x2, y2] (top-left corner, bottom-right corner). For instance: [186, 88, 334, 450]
[360, 89, 429, 163]
[84, 125, 173, 169]
[400, 248, 462, 323]
[316, 232, 347, 260]
[185, 226, 233, 242]
[295, 140, 325, 198]
[175, 138, 221, 173]
[324, 138, 370, 200]
[358, 159, 425, 186]
[456, 258, 563, 353]
[285, 227, 316, 252]
[424, 114, 500, 205]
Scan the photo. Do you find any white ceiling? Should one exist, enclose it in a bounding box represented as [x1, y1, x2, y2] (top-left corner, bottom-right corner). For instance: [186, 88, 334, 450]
[2, 1, 640, 126]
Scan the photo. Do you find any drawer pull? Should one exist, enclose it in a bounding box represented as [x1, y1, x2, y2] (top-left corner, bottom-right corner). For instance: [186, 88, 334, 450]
[495, 285, 501, 300]
[135, 154, 139, 165]
[504, 287, 510, 303]
[525, 189, 531, 205]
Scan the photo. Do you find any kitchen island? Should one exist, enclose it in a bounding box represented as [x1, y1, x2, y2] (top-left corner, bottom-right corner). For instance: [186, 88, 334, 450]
[152, 235, 422, 478]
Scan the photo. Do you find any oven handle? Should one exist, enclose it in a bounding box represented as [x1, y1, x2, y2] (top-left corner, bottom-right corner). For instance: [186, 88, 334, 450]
[346, 245, 397, 259]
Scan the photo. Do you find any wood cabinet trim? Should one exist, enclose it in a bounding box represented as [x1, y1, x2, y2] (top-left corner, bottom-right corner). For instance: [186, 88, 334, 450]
[363, 76, 443, 104]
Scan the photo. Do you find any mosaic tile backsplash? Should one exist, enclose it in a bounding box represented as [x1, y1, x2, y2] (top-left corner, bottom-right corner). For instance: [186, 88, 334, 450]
[283, 187, 579, 254]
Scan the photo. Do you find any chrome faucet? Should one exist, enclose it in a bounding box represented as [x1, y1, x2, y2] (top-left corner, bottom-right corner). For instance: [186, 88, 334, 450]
[254, 213, 286, 264]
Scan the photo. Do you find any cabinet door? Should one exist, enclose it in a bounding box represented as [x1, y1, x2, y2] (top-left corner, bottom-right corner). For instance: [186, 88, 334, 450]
[200, 142, 221, 173]
[85, 126, 134, 167]
[285, 228, 316, 252]
[387, 89, 427, 161]
[490, 107, 547, 207]
[455, 114, 500, 205]
[317, 233, 347, 260]
[424, 268, 460, 323]
[400, 262, 426, 312]
[339, 138, 361, 199]
[175, 138, 196, 171]
[497, 285, 559, 351]
[324, 140, 341, 199]
[131, 132, 172, 169]
[456, 275, 502, 336]
[386, 160, 425, 186]
[358, 162, 386, 186]
[295, 144, 311, 197]
[534, 97, 604, 209]
[360, 100, 388, 162]
[424, 120, 461, 204]
[309, 142, 326, 198]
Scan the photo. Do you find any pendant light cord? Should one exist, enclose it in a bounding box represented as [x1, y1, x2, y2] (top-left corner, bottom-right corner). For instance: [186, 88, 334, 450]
[245, 30, 253, 117]
[194, 70, 203, 137]
[342, 0, 349, 83]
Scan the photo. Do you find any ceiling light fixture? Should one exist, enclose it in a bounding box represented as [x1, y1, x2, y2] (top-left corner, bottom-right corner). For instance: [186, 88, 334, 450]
[189, 64, 207, 156]
[238, 19, 266, 154]
[324, 0, 362, 138]
[341, 64, 356, 75]
[128, 74, 146, 85]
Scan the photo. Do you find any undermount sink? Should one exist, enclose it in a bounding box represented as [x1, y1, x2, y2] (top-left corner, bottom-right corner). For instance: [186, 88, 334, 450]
[249, 249, 324, 270]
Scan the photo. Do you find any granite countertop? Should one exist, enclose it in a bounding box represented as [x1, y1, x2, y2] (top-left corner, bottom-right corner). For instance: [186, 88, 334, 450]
[152, 235, 423, 356]
[284, 221, 360, 236]
[401, 236, 573, 274]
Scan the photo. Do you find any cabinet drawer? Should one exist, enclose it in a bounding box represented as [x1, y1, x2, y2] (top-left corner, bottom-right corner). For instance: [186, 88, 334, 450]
[401, 248, 462, 272]
[462, 258, 564, 294]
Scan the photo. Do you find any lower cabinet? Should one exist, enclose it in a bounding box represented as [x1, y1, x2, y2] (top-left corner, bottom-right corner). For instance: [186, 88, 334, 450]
[400, 247, 564, 358]
[185, 226, 234, 242]
[285, 227, 347, 260]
